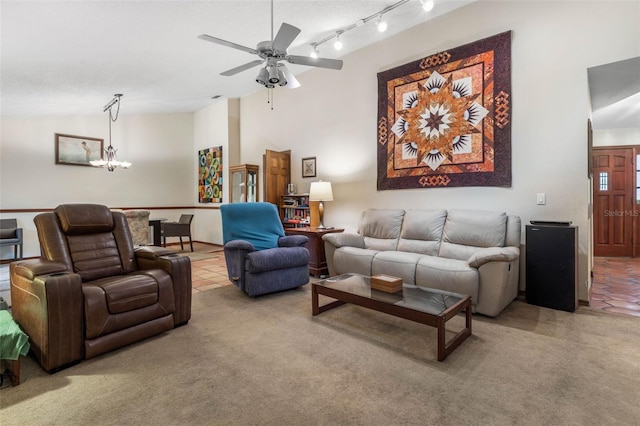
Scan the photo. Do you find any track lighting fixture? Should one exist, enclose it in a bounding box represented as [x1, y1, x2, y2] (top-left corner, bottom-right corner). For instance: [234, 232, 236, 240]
[421, 0, 435, 12]
[310, 44, 319, 58]
[334, 33, 343, 51]
[308, 0, 420, 55]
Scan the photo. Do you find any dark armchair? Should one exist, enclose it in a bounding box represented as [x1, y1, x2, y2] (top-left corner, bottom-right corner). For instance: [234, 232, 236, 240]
[220, 202, 310, 297]
[0, 219, 23, 260]
[162, 214, 194, 252]
[10, 204, 192, 373]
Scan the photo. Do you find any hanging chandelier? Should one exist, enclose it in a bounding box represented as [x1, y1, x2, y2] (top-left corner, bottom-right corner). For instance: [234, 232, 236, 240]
[90, 94, 131, 171]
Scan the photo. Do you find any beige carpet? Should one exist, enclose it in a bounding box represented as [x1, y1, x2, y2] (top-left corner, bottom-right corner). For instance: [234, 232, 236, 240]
[2, 284, 640, 425]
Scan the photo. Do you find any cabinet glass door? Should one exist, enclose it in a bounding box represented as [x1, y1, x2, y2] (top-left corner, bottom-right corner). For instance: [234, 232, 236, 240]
[229, 164, 259, 203]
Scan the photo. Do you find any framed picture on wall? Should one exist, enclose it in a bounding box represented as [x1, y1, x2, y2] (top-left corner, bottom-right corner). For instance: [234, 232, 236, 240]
[302, 157, 316, 178]
[55, 133, 104, 166]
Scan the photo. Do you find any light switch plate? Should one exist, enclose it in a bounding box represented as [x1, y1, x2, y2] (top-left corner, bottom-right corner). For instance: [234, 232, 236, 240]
[537, 193, 546, 205]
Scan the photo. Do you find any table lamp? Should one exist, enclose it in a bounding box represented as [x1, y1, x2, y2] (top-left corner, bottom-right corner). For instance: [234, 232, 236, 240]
[309, 181, 333, 229]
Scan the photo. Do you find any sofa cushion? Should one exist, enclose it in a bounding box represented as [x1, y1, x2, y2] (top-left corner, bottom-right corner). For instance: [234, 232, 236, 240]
[415, 256, 479, 304]
[397, 209, 447, 255]
[359, 209, 404, 251]
[334, 247, 380, 276]
[439, 210, 508, 260]
[371, 251, 425, 285]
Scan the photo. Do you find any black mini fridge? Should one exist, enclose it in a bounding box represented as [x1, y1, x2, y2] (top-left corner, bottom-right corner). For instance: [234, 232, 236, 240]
[525, 223, 578, 312]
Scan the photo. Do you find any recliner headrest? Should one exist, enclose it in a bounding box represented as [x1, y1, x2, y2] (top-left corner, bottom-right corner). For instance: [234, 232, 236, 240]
[55, 204, 115, 235]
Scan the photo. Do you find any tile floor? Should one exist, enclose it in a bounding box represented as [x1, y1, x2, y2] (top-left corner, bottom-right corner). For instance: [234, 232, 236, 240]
[590, 257, 640, 317]
[184, 244, 233, 293]
[0, 243, 231, 306]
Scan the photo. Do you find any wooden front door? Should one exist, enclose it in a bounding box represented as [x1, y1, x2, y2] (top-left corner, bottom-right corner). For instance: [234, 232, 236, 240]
[592, 147, 634, 256]
[263, 149, 291, 209]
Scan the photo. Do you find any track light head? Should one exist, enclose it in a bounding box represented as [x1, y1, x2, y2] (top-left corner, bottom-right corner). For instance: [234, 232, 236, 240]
[334, 33, 343, 51]
[421, 0, 435, 12]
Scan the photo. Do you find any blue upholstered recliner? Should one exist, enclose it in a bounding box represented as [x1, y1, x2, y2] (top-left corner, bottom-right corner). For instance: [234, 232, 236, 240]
[220, 202, 310, 296]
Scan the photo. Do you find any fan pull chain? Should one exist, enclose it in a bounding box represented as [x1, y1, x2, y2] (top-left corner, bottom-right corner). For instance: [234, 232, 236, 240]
[267, 87, 275, 110]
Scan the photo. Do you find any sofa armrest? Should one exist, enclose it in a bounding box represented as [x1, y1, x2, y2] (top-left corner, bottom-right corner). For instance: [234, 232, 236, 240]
[10, 262, 83, 372]
[467, 247, 519, 268]
[279, 235, 309, 247]
[135, 251, 192, 326]
[134, 245, 174, 259]
[322, 232, 365, 249]
[11, 259, 68, 280]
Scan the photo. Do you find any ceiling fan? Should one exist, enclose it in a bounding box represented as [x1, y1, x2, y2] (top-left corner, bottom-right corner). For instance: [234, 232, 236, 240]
[198, 1, 343, 89]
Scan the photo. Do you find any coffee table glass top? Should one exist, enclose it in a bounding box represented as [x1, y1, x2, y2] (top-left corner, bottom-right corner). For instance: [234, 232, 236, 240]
[317, 273, 467, 316]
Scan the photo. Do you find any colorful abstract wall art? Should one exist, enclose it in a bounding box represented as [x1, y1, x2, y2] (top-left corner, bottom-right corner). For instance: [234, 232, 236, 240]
[198, 146, 223, 203]
[377, 31, 512, 190]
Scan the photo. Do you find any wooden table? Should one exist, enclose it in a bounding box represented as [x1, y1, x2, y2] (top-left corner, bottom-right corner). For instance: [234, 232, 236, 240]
[285, 227, 343, 277]
[148, 218, 166, 246]
[312, 274, 472, 361]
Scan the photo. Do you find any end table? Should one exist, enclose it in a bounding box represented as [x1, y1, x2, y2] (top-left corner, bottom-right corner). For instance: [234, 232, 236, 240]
[285, 227, 344, 278]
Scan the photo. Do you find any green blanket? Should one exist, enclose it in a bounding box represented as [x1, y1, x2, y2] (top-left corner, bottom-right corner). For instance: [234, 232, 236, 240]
[0, 310, 30, 360]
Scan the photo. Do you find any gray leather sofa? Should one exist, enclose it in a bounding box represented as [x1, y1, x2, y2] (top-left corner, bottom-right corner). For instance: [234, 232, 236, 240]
[322, 209, 521, 317]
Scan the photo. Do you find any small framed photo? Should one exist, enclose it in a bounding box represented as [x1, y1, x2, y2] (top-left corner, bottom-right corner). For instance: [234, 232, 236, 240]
[55, 133, 104, 166]
[302, 157, 316, 178]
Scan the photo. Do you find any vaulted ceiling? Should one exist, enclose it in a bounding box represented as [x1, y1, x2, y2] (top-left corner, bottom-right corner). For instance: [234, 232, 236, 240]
[588, 56, 640, 130]
[0, 0, 472, 117]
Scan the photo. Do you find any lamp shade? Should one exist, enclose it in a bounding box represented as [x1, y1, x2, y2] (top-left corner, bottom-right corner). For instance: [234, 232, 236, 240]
[309, 181, 333, 201]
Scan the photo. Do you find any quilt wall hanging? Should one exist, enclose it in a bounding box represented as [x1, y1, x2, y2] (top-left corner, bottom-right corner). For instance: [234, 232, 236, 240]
[198, 146, 223, 203]
[377, 31, 512, 190]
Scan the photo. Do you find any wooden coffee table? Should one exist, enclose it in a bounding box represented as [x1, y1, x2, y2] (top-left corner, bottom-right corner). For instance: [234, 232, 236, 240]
[312, 273, 472, 361]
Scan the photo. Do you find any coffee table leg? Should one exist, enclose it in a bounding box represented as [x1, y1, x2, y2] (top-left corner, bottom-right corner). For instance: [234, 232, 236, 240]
[437, 316, 446, 362]
[312, 284, 319, 315]
[437, 301, 472, 362]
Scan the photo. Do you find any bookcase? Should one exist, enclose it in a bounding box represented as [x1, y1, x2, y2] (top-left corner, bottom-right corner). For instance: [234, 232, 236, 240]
[280, 194, 309, 228]
[280, 194, 313, 228]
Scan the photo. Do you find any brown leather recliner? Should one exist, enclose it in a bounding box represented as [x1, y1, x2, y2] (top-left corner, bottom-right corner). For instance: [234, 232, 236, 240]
[10, 204, 192, 373]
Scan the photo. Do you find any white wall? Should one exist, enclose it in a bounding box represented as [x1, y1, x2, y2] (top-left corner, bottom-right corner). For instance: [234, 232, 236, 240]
[0, 113, 195, 257]
[593, 128, 640, 146]
[192, 100, 233, 245]
[239, 0, 640, 301]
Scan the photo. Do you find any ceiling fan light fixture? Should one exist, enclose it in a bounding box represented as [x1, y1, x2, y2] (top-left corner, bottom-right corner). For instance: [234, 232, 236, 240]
[268, 65, 280, 84]
[277, 69, 287, 86]
[256, 67, 269, 85]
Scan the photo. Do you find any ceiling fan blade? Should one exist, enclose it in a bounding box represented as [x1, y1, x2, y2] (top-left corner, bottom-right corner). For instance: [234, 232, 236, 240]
[278, 64, 301, 89]
[220, 59, 265, 76]
[286, 55, 343, 70]
[198, 34, 258, 55]
[272, 23, 301, 52]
